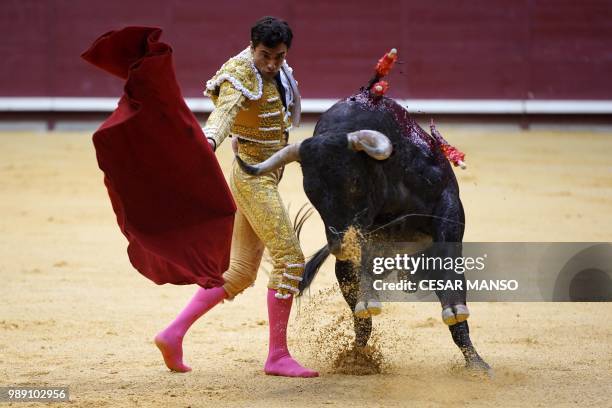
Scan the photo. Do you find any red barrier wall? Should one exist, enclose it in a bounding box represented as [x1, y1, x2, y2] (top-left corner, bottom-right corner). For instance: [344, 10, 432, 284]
[1, 0, 611, 100]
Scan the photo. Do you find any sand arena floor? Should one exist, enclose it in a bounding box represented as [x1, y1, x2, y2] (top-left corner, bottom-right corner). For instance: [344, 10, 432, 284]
[1, 124, 611, 407]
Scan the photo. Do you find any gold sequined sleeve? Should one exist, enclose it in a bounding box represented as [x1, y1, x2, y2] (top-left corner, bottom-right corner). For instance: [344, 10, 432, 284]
[203, 81, 246, 148]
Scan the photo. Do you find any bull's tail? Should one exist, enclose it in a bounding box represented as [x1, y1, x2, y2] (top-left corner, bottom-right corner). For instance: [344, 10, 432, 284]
[293, 203, 313, 241]
[292, 203, 330, 295]
[298, 245, 330, 295]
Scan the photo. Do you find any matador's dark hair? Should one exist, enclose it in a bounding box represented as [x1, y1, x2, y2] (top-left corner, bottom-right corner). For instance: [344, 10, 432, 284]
[251, 16, 293, 49]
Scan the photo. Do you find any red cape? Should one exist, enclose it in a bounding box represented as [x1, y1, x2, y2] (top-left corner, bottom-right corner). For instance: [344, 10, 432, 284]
[82, 27, 235, 288]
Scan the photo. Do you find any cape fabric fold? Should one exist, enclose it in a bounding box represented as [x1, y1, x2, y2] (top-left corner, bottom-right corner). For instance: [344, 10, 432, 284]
[82, 26, 235, 288]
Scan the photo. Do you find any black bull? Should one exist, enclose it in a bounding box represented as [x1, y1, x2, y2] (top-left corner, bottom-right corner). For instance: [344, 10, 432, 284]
[237, 91, 491, 372]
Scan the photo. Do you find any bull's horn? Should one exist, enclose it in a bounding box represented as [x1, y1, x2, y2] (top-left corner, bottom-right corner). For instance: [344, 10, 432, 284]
[347, 130, 393, 160]
[235, 141, 302, 176]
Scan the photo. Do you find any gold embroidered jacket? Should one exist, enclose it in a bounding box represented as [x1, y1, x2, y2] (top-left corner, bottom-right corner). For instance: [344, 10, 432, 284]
[203, 47, 300, 148]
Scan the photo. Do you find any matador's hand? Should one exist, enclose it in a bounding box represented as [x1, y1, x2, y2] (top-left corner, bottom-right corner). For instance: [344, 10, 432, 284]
[206, 137, 217, 152]
[275, 263, 304, 299]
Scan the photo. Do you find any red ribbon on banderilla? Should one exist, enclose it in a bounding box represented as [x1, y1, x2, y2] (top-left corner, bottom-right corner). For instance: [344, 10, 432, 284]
[369, 48, 397, 97]
[430, 119, 467, 169]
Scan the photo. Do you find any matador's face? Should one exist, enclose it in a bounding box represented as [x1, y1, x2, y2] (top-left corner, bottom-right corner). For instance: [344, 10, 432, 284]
[251, 42, 288, 80]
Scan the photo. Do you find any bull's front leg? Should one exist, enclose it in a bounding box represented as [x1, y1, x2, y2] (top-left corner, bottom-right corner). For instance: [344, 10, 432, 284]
[449, 321, 490, 372]
[354, 257, 382, 319]
[335, 260, 372, 347]
[431, 189, 491, 373]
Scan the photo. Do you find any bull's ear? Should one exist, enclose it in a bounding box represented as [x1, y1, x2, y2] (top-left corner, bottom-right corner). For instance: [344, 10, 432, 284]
[347, 130, 393, 160]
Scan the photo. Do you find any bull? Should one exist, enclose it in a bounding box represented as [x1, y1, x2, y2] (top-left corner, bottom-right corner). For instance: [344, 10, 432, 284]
[236, 88, 491, 373]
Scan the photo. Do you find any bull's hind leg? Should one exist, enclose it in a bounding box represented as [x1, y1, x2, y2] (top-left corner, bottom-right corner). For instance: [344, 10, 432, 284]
[335, 260, 372, 347]
[431, 188, 491, 373]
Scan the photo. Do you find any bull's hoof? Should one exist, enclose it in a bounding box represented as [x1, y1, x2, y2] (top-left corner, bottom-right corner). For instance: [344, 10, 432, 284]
[466, 357, 494, 378]
[367, 300, 382, 316]
[354, 300, 382, 319]
[442, 304, 470, 325]
[461, 346, 493, 378]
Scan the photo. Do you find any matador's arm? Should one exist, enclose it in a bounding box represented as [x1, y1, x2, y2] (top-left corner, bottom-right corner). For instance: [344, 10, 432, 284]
[203, 81, 246, 151]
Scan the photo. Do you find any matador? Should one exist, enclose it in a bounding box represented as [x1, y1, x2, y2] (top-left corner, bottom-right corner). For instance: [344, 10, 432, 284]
[154, 16, 318, 378]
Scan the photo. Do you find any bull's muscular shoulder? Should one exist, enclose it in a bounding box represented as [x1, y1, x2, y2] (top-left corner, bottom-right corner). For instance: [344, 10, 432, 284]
[204, 47, 263, 101]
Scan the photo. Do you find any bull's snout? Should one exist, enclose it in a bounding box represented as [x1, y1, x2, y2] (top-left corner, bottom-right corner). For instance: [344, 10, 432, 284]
[326, 226, 342, 256]
[328, 237, 346, 259]
[326, 225, 353, 261]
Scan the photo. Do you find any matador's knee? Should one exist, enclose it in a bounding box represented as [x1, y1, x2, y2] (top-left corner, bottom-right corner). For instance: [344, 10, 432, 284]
[222, 254, 262, 299]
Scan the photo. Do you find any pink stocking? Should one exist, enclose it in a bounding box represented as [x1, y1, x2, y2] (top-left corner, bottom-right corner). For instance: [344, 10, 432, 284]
[264, 289, 319, 377]
[154, 286, 226, 372]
